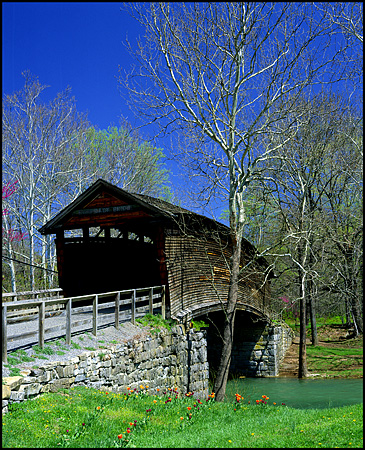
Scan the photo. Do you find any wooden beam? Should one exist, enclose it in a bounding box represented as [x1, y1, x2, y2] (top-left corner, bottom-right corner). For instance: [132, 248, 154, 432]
[131, 290, 136, 325]
[83, 227, 89, 240]
[149, 287, 153, 315]
[161, 285, 166, 320]
[93, 295, 98, 336]
[66, 298, 72, 345]
[2, 305, 7, 364]
[39, 301, 45, 348]
[115, 291, 120, 330]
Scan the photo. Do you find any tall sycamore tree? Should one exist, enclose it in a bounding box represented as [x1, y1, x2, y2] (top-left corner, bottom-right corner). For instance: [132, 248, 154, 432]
[119, 2, 358, 400]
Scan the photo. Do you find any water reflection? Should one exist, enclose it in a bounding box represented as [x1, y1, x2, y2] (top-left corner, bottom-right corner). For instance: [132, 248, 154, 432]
[224, 377, 363, 409]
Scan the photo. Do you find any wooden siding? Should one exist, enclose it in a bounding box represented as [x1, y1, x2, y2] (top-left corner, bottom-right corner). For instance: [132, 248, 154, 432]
[165, 233, 269, 319]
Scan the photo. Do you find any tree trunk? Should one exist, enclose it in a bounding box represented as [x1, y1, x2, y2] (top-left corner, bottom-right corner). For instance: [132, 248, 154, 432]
[350, 297, 363, 335]
[307, 249, 318, 346]
[213, 235, 241, 402]
[309, 294, 318, 346]
[298, 296, 308, 377]
[298, 244, 308, 378]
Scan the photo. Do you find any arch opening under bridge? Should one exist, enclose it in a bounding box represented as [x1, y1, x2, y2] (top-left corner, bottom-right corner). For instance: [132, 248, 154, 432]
[176, 302, 289, 379]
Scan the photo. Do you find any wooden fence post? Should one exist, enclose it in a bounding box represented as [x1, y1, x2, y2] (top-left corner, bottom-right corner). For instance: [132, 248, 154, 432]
[39, 301, 45, 348]
[66, 298, 72, 345]
[149, 287, 153, 315]
[131, 290, 136, 325]
[161, 285, 166, 320]
[2, 305, 7, 364]
[93, 295, 98, 336]
[115, 292, 120, 330]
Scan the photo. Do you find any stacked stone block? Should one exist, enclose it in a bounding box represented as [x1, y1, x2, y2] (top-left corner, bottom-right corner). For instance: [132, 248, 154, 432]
[2, 326, 209, 414]
[229, 322, 294, 376]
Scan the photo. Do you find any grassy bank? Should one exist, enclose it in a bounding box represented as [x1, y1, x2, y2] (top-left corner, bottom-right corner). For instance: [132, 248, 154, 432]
[2, 385, 363, 448]
[284, 316, 363, 378]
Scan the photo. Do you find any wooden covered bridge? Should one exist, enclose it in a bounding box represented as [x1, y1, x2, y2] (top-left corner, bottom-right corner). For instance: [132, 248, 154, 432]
[38, 179, 273, 319]
[7, 178, 286, 377]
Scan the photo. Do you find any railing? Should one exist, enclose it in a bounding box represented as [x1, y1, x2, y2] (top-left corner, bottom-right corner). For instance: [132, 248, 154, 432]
[2, 288, 63, 302]
[2, 285, 166, 364]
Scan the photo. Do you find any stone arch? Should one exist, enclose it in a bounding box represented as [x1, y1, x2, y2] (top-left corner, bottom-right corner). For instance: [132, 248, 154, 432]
[177, 303, 281, 378]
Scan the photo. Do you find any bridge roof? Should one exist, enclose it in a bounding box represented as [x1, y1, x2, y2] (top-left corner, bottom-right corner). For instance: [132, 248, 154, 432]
[39, 179, 248, 246]
[38, 178, 272, 272]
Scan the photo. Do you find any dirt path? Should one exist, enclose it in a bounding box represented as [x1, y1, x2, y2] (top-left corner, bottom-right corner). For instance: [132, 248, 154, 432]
[279, 336, 300, 377]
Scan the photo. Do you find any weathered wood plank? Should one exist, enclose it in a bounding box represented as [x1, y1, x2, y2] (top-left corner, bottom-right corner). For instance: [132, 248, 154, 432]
[131, 290, 136, 325]
[2, 305, 7, 363]
[93, 295, 98, 336]
[2, 288, 63, 299]
[115, 292, 120, 330]
[66, 299, 72, 345]
[39, 302, 45, 349]
[4, 285, 165, 352]
[161, 285, 166, 320]
[149, 287, 153, 315]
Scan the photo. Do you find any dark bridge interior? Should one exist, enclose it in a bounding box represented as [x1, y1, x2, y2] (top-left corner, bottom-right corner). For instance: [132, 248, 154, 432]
[61, 227, 162, 297]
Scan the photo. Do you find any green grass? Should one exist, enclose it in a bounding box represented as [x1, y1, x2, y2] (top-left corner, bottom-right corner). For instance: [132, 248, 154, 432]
[307, 345, 363, 378]
[136, 313, 176, 334]
[3, 349, 36, 377]
[284, 315, 347, 332]
[307, 346, 363, 357]
[2, 385, 363, 448]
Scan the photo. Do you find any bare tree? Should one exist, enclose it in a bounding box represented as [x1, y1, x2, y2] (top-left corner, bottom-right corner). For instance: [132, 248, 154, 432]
[119, 2, 355, 400]
[3, 72, 174, 291]
[315, 2, 363, 43]
[2, 71, 89, 290]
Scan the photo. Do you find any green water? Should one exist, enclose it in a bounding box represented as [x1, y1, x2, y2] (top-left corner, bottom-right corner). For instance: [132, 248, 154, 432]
[224, 377, 363, 409]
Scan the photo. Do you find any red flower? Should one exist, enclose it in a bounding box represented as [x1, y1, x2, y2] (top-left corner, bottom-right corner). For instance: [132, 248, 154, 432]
[118, 434, 123, 439]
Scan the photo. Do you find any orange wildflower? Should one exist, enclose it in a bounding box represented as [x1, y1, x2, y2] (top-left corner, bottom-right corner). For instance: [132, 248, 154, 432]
[118, 434, 123, 439]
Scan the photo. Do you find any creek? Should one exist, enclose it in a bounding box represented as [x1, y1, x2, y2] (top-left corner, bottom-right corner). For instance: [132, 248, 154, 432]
[224, 377, 363, 409]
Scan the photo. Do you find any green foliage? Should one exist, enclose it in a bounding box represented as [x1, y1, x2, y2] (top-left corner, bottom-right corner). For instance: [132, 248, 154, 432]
[190, 320, 209, 331]
[81, 126, 172, 199]
[2, 385, 363, 448]
[4, 349, 36, 376]
[136, 313, 176, 334]
[32, 345, 55, 356]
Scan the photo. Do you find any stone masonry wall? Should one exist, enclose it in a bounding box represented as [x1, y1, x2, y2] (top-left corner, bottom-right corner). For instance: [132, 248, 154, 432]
[206, 311, 295, 377]
[2, 326, 209, 414]
[230, 322, 295, 376]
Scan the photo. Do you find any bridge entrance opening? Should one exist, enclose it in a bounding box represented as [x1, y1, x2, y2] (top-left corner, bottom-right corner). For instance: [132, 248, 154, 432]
[59, 226, 162, 298]
[62, 225, 161, 296]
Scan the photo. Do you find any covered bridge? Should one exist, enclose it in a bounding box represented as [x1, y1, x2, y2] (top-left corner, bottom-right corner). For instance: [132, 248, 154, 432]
[39, 179, 293, 377]
[39, 179, 273, 322]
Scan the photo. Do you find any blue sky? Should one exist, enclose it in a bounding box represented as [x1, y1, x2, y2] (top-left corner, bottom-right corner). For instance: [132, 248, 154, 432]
[2, 2, 145, 130]
[3, 2, 200, 214]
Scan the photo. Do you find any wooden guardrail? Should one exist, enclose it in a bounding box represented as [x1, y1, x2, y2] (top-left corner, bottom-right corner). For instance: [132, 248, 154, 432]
[2, 288, 65, 320]
[2, 285, 166, 364]
[2, 288, 63, 302]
